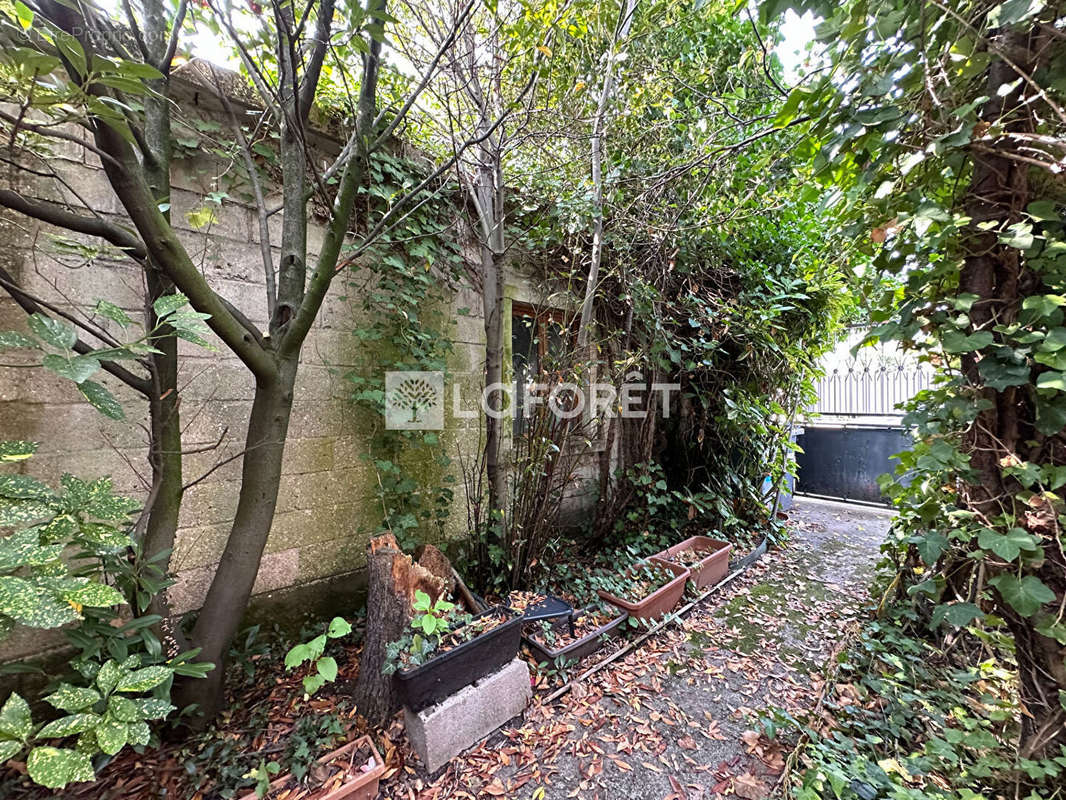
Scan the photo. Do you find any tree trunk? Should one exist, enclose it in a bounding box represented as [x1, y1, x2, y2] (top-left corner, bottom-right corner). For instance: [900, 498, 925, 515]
[576, 0, 638, 350]
[353, 534, 449, 726]
[958, 28, 1066, 757]
[139, 0, 188, 641]
[482, 240, 506, 524]
[175, 358, 296, 720]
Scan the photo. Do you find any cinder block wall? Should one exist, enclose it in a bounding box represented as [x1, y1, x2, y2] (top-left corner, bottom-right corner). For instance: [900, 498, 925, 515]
[0, 72, 600, 663]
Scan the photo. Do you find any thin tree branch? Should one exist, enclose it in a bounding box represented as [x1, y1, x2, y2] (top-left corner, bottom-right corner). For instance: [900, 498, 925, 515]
[160, 0, 189, 73]
[0, 188, 147, 259]
[0, 108, 123, 169]
[207, 65, 277, 318]
[298, 0, 336, 119]
[0, 265, 152, 395]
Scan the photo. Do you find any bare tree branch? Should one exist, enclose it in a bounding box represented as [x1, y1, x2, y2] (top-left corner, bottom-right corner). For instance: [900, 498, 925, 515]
[0, 265, 153, 395]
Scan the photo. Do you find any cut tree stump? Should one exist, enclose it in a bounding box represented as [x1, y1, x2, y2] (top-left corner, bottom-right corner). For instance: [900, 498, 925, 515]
[353, 534, 452, 725]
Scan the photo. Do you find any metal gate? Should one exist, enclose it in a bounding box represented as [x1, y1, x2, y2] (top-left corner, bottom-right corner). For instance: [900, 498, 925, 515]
[795, 333, 929, 505]
[794, 423, 912, 504]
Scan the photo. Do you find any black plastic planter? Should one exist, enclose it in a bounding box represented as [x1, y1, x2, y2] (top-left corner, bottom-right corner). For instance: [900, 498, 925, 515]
[523, 605, 628, 666]
[516, 594, 572, 623]
[394, 606, 522, 712]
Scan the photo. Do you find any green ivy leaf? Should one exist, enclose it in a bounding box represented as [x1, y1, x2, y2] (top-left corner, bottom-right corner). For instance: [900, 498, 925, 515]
[35, 713, 100, 739]
[1036, 372, 1066, 391]
[915, 531, 949, 565]
[44, 685, 101, 714]
[0, 331, 39, 349]
[931, 602, 983, 628]
[113, 666, 171, 693]
[1022, 295, 1066, 319]
[989, 574, 1056, 617]
[941, 330, 994, 353]
[0, 692, 33, 741]
[1036, 394, 1066, 436]
[977, 527, 1039, 562]
[27, 314, 76, 350]
[77, 380, 125, 420]
[26, 746, 95, 788]
[1027, 199, 1059, 222]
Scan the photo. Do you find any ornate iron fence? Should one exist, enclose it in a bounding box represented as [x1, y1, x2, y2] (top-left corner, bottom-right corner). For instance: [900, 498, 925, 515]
[808, 361, 934, 417]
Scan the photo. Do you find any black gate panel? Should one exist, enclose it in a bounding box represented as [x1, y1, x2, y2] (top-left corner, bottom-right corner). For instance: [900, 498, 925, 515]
[795, 425, 911, 504]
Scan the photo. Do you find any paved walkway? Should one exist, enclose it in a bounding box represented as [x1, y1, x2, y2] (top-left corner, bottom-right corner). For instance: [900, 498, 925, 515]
[391, 498, 892, 800]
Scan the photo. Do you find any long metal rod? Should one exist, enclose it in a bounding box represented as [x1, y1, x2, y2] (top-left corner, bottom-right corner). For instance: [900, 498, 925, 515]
[542, 543, 767, 704]
[792, 490, 891, 509]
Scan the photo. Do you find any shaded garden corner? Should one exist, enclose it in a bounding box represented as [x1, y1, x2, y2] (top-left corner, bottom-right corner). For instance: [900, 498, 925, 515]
[384, 498, 891, 799]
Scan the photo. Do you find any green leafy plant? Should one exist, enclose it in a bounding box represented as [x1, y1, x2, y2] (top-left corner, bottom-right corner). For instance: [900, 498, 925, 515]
[382, 591, 477, 675]
[0, 296, 213, 420]
[0, 442, 211, 789]
[245, 759, 280, 799]
[764, 0, 1066, 760]
[767, 606, 1066, 799]
[285, 713, 345, 784]
[1, 656, 181, 789]
[284, 616, 353, 697]
[344, 151, 462, 553]
[411, 589, 455, 636]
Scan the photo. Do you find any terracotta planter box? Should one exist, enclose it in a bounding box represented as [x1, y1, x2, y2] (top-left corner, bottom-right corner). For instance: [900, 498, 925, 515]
[395, 606, 522, 712]
[653, 536, 732, 590]
[597, 560, 689, 621]
[523, 604, 628, 665]
[238, 735, 385, 800]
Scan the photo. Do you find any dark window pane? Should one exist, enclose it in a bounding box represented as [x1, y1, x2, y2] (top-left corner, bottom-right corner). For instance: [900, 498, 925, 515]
[513, 314, 537, 434]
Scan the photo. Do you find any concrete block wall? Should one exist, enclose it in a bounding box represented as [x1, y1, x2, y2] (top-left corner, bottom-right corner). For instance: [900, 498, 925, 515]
[0, 74, 601, 662]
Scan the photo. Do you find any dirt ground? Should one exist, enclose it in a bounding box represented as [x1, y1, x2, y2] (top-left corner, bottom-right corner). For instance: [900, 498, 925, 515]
[394, 497, 893, 800]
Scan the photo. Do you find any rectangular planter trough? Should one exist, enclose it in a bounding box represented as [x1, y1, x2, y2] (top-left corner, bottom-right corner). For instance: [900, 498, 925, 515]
[653, 536, 732, 590]
[238, 735, 385, 800]
[523, 604, 629, 665]
[597, 560, 689, 621]
[394, 605, 522, 712]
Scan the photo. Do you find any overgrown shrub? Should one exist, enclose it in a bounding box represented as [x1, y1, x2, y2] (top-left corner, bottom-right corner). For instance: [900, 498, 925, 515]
[0, 441, 209, 790]
[768, 605, 1066, 799]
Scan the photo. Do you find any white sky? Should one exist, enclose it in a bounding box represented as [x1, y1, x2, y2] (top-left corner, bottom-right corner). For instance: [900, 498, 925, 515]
[775, 9, 819, 84]
[183, 6, 818, 83]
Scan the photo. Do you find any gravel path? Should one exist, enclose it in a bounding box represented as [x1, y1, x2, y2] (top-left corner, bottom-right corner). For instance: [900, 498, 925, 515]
[400, 498, 893, 800]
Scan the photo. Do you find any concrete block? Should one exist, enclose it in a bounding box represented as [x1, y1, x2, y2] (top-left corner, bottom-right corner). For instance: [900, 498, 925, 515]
[404, 658, 531, 774]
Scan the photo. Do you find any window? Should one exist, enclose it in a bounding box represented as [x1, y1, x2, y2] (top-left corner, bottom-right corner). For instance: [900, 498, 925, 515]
[512, 303, 570, 434]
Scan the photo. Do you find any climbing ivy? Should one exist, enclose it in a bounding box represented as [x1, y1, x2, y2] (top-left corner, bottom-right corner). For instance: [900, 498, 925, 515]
[344, 151, 464, 550]
[765, 0, 1066, 768]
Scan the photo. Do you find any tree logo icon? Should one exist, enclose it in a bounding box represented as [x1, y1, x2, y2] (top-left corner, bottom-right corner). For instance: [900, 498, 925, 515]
[385, 371, 444, 430]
